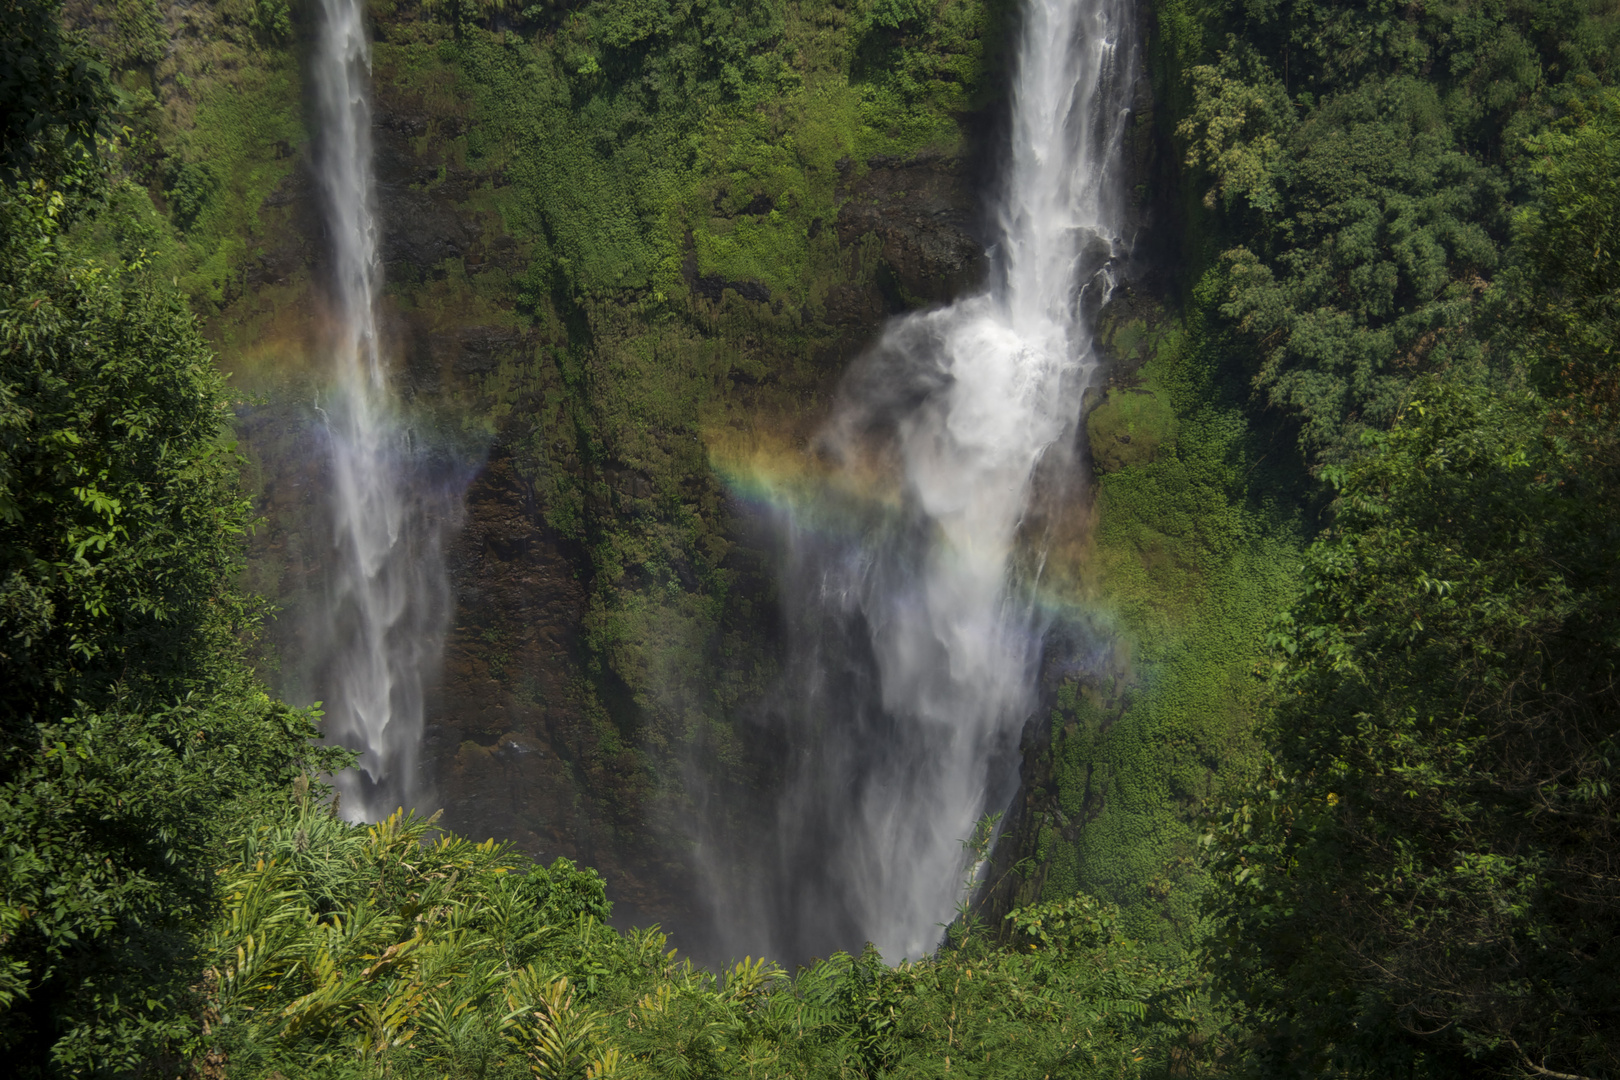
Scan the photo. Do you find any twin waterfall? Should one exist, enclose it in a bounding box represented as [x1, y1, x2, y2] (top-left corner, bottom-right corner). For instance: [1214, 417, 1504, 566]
[708, 0, 1134, 961]
[311, 0, 450, 821]
[302, 0, 1130, 957]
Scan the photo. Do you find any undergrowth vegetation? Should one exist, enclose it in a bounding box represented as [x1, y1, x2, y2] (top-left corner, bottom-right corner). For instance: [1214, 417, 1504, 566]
[205, 799, 1184, 1080]
[1034, 292, 1304, 950]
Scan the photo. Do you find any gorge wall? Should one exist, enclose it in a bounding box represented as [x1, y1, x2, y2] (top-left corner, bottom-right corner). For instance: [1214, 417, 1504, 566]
[66, 0, 1300, 958]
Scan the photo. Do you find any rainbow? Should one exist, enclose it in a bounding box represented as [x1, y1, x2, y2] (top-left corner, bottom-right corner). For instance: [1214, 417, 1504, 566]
[703, 423, 1121, 632]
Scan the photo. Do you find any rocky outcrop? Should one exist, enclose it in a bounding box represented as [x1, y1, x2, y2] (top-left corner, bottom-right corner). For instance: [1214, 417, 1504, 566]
[836, 152, 988, 307]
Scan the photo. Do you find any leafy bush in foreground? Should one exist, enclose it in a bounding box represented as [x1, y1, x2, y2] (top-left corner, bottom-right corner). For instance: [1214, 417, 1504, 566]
[0, 178, 344, 1075]
[203, 799, 1184, 1079]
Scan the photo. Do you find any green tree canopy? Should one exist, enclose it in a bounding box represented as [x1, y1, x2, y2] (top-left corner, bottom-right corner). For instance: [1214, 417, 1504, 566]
[1171, 0, 1620, 462]
[0, 15, 350, 1062]
[1201, 91, 1620, 1080]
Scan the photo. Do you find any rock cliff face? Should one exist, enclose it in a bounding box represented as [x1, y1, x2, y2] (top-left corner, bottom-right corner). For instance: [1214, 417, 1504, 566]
[835, 152, 989, 307]
[419, 151, 997, 929]
[183, 1, 1008, 932]
[79, 0, 1270, 959]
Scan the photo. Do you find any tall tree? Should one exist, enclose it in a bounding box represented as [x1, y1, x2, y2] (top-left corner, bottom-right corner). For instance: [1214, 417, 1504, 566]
[1171, 0, 1620, 463]
[1202, 92, 1620, 1080]
[0, 6, 342, 1070]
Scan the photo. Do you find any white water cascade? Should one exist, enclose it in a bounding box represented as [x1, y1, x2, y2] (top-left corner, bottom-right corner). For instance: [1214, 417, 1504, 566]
[707, 0, 1135, 962]
[310, 0, 452, 821]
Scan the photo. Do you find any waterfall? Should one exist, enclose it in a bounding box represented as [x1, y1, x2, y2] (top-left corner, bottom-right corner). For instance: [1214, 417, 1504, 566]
[705, 0, 1135, 962]
[310, 0, 451, 821]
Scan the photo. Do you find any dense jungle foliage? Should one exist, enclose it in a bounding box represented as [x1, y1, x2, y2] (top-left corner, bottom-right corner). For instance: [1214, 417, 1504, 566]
[3, 0, 1620, 1076]
[1170, 1, 1620, 1076]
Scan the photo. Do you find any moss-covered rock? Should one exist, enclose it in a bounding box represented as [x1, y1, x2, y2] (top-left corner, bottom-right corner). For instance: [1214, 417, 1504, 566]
[1086, 386, 1176, 473]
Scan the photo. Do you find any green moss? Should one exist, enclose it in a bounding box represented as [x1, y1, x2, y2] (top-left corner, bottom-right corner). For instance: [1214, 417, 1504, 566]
[1025, 287, 1305, 954]
[128, 2, 307, 312]
[1087, 387, 1176, 472]
[1037, 825, 1079, 901]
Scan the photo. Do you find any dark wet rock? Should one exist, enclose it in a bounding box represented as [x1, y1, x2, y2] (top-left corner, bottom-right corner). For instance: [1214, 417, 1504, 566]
[449, 326, 527, 375]
[835, 153, 987, 304]
[378, 106, 430, 139]
[822, 282, 883, 326]
[376, 181, 480, 275]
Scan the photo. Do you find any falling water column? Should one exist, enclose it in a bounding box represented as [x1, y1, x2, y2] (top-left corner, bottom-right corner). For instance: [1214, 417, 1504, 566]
[704, 0, 1136, 963]
[310, 0, 451, 820]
